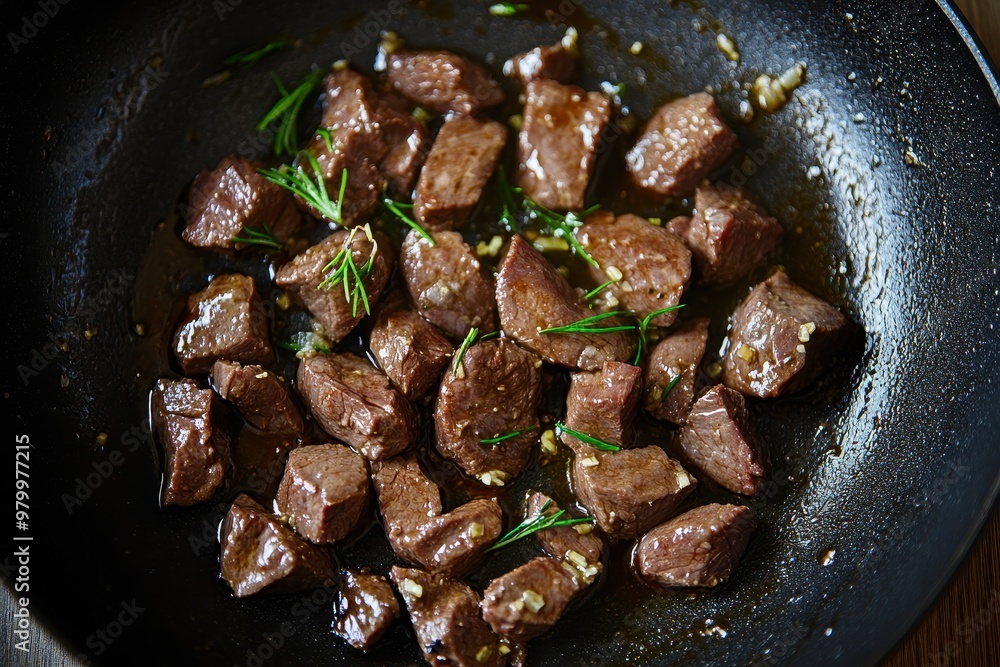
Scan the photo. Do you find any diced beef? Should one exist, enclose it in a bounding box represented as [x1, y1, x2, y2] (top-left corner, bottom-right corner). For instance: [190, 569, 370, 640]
[386, 50, 505, 116]
[565, 361, 642, 449]
[626, 93, 739, 196]
[644, 318, 709, 424]
[434, 339, 542, 483]
[414, 116, 507, 231]
[636, 503, 756, 588]
[274, 229, 395, 344]
[504, 42, 577, 85]
[496, 235, 636, 371]
[579, 213, 692, 327]
[275, 444, 371, 544]
[182, 156, 300, 249]
[172, 274, 273, 375]
[391, 567, 505, 667]
[369, 292, 452, 401]
[333, 570, 400, 650]
[526, 492, 604, 565]
[516, 80, 610, 211]
[401, 230, 497, 340]
[211, 360, 305, 436]
[220, 494, 335, 597]
[482, 556, 581, 643]
[372, 453, 442, 529]
[296, 353, 417, 461]
[152, 378, 230, 506]
[678, 385, 767, 495]
[721, 271, 853, 397]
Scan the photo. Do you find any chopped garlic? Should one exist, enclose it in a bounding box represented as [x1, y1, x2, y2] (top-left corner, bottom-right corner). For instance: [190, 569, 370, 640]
[706, 361, 723, 378]
[796, 344, 807, 354]
[541, 429, 558, 455]
[574, 523, 593, 535]
[522, 589, 545, 613]
[95, 432, 108, 447]
[255, 371, 269, 379]
[499, 643, 512, 656]
[479, 470, 508, 487]
[276, 293, 292, 310]
[476, 235, 504, 258]
[581, 456, 600, 468]
[402, 578, 423, 598]
[134, 323, 146, 336]
[561, 26, 579, 51]
[799, 321, 816, 342]
[605, 266, 623, 281]
[716, 33, 740, 62]
[476, 645, 493, 663]
[675, 470, 691, 488]
[469, 522, 484, 539]
[567, 550, 589, 569]
[630, 41, 644, 55]
[533, 236, 570, 253]
[737, 344, 756, 363]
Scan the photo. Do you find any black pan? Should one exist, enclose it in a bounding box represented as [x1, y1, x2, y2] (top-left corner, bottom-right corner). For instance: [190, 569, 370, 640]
[3, 0, 999, 665]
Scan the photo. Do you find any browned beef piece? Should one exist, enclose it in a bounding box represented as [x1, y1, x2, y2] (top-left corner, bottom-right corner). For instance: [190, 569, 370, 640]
[401, 230, 497, 340]
[496, 235, 635, 371]
[182, 156, 300, 249]
[172, 274, 273, 375]
[516, 80, 610, 211]
[526, 492, 604, 565]
[333, 570, 400, 650]
[220, 494, 335, 597]
[565, 361, 643, 449]
[152, 378, 230, 506]
[678, 385, 767, 495]
[579, 213, 692, 327]
[644, 318, 710, 425]
[391, 567, 505, 667]
[626, 93, 739, 197]
[369, 292, 452, 401]
[414, 116, 507, 231]
[297, 353, 417, 461]
[274, 229, 395, 344]
[504, 42, 577, 85]
[721, 271, 852, 397]
[211, 360, 305, 436]
[434, 339, 542, 483]
[386, 50, 505, 116]
[275, 444, 371, 544]
[570, 445, 696, 542]
[637, 503, 756, 588]
[482, 556, 582, 643]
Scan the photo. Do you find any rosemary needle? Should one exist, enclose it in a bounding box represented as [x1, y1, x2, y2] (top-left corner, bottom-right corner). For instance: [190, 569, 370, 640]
[488, 499, 594, 551]
[554, 422, 621, 452]
[481, 425, 537, 446]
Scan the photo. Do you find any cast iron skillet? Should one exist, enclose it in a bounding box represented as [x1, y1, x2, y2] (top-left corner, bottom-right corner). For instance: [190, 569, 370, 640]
[3, 0, 1000, 664]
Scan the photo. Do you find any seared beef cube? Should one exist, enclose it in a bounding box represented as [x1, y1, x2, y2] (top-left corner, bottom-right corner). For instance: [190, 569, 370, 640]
[678, 385, 767, 495]
[496, 235, 635, 371]
[579, 213, 692, 327]
[570, 445, 696, 542]
[333, 570, 400, 650]
[274, 229, 394, 344]
[372, 453, 442, 527]
[637, 503, 756, 588]
[721, 271, 852, 397]
[386, 50, 505, 115]
[390, 567, 505, 667]
[369, 293, 452, 401]
[220, 494, 335, 597]
[183, 156, 300, 250]
[152, 378, 230, 506]
[211, 360, 305, 436]
[482, 556, 582, 643]
[414, 116, 507, 231]
[516, 80, 610, 211]
[504, 42, 577, 85]
[435, 339, 542, 483]
[275, 444, 371, 544]
[644, 318, 709, 424]
[565, 361, 643, 449]
[526, 492, 604, 565]
[297, 353, 417, 461]
[401, 230, 497, 340]
[626, 93, 739, 196]
[173, 274, 273, 375]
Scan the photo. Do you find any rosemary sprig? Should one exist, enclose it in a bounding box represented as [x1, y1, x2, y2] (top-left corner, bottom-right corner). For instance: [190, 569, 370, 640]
[660, 374, 682, 399]
[452, 327, 479, 377]
[315, 127, 335, 151]
[481, 425, 537, 446]
[488, 499, 594, 551]
[479, 331, 502, 341]
[257, 68, 325, 156]
[555, 421, 621, 452]
[489, 2, 529, 16]
[496, 169, 522, 232]
[539, 311, 636, 336]
[224, 40, 289, 68]
[258, 155, 347, 224]
[383, 196, 436, 246]
[585, 278, 619, 302]
[318, 224, 378, 317]
[279, 332, 332, 355]
[230, 223, 282, 250]
[632, 304, 686, 364]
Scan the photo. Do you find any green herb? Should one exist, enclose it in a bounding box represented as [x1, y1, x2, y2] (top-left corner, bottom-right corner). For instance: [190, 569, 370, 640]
[601, 81, 627, 99]
[488, 499, 594, 551]
[585, 278, 619, 302]
[257, 68, 325, 156]
[554, 422, 621, 452]
[259, 155, 347, 224]
[452, 327, 479, 377]
[632, 305, 686, 364]
[481, 425, 537, 446]
[488, 2, 529, 16]
[279, 332, 332, 355]
[224, 40, 289, 68]
[660, 374, 682, 399]
[318, 224, 378, 317]
[230, 223, 282, 250]
[496, 169, 523, 232]
[383, 196, 436, 245]
[315, 127, 335, 151]
[479, 330, 502, 341]
[539, 311, 636, 336]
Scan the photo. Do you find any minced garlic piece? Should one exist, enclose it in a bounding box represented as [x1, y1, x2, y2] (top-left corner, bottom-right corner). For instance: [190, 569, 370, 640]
[581, 456, 600, 468]
[605, 266, 623, 281]
[522, 589, 545, 613]
[469, 522, 484, 539]
[574, 523, 593, 535]
[798, 321, 816, 342]
[737, 344, 756, 362]
[567, 550, 589, 569]
[402, 578, 423, 598]
[533, 236, 570, 253]
[541, 429, 558, 455]
[479, 470, 509, 487]
[476, 646, 493, 663]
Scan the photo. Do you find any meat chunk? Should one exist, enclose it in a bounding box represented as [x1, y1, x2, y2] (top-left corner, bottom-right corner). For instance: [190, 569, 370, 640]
[678, 385, 767, 495]
[626, 93, 739, 197]
[637, 503, 756, 588]
[721, 271, 853, 397]
[496, 235, 635, 371]
[275, 444, 371, 544]
[565, 361, 643, 449]
[369, 292, 452, 401]
[579, 213, 692, 327]
[504, 41, 577, 85]
[386, 50, 505, 115]
[526, 492, 604, 565]
[644, 318, 710, 424]
[333, 570, 400, 650]
[172, 274, 273, 375]
[516, 80, 610, 211]
[152, 378, 230, 506]
[220, 494, 335, 597]
[211, 360, 305, 436]
[414, 116, 507, 231]
[274, 229, 394, 345]
[296, 353, 417, 461]
[435, 339, 542, 483]
[390, 567, 505, 667]
[182, 156, 300, 249]
[401, 230, 497, 340]
[482, 556, 582, 643]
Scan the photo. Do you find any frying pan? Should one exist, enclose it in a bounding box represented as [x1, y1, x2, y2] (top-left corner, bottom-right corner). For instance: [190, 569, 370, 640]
[3, 0, 999, 665]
